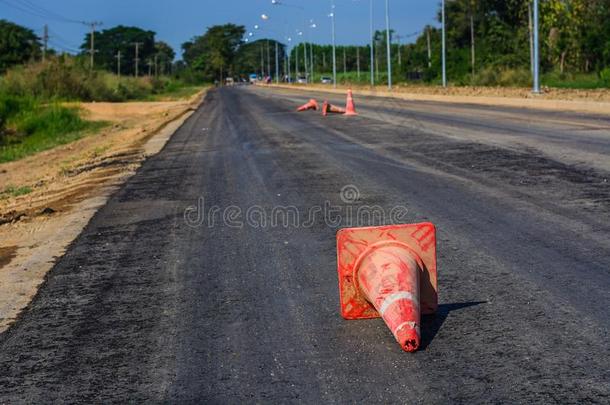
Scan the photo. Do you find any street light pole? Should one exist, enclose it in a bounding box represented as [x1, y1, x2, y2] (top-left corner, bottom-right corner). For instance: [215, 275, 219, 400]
[267, 39, 271, 79]
[261, 43, 265, 77]
[370, 0, 374, 87]
[532, 0, 540, 94]
[275, 41, 279, 83]
[331, 1, 337, 88]
[441, 0, 447, 87]
[385, 0, 392, 89]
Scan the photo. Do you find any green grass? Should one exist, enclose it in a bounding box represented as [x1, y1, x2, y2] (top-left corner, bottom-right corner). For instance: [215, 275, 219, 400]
[0, 185, 32, 198]
[0, 94, 107, 163]
[542, 71, 608, 89]
[309, 69, 610, 89]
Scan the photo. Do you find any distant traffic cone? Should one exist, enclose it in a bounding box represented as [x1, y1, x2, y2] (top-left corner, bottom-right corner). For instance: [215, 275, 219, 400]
[297, 99, 318, 112]
[343, 89, 358, 116]
[337, 223, 438, 352]
[322, 100, 346, 116]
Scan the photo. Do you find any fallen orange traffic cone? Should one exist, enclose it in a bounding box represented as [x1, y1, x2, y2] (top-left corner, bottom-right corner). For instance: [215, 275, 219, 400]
[344, 89, 358, 116]
[297, 99, 318, 112]
[337, 223, 438, 352]
[322, 100, 346, 116]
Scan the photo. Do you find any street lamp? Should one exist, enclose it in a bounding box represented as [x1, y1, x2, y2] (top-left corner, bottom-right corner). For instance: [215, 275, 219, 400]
[309, 20, 317, 82]
[287, 36, 292, 83]
[297, 29, 308, 80]
[441, 0, 447, 87]
[329, 1, 337, 88]
[385, 0, 392, 89]
[532, 0, 540, 93]
[370, 0, 374, 87]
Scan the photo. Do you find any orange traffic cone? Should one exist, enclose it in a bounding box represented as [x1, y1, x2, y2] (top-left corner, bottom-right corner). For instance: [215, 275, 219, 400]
[337, 223, 438, 352]
[297, 99, 318, 112]
[322, 100, 346, 116]
[344, 89, 358, 116]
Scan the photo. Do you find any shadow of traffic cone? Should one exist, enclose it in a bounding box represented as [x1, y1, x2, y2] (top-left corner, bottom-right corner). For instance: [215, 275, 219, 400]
[337, 223, 438, 352]
[297, 99, 318, 112]
[344, 89, 358, 116]
[322, 100, 346, 116]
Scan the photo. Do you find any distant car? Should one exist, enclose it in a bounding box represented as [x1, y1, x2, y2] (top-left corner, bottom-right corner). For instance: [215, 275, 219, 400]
[320, 76, 332, 84]
[296, 76, 307, 84]
[249, 73, 258, 84]
[225, 77, 234, 86]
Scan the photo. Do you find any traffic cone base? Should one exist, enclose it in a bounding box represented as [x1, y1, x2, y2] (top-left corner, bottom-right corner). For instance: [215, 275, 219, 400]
[344, 89, 358, 116]
[336, 223, 438, 352]
[322, 100, 346, 116]
[297, 99, 318, 112]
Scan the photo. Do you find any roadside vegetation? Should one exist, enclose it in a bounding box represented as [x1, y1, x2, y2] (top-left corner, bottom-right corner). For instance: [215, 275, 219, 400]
[0, 21, 204, 163]
[0, 93, 107, 163]
[282, 0, 610, 88]
[174, 2, 610, 90]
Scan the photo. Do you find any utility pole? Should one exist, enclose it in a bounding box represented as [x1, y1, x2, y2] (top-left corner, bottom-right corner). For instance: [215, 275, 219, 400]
[84, 21, 102, 71]
[42, 24, 48, 62]
[147, 59, 152, 76]
[115, 50, 121, 78]
[532, 0, 540, 93]
[441, 0, 447, 87]
[343, 47, 346, 75]
[154, 54, 158, 77]
[395, 34, 403, 66]
[427, 26, 432, 68]
[132, 42, 143, 77]
[385, 0, 392, 89]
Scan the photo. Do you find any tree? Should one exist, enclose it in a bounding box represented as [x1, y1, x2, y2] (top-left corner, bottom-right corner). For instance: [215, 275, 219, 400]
[182, 24, 245, 81]
[80, 25, 155, 76]
[155, 41, 175, 75]
[234, 39, 286, 79]
[0, 20, 41, 72]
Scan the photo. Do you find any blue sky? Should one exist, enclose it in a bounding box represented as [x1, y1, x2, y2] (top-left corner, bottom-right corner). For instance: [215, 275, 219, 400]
[0, 0, 440, 57]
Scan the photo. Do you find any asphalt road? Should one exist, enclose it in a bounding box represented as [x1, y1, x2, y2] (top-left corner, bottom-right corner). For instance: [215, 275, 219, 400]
[1, 86, 609, 403]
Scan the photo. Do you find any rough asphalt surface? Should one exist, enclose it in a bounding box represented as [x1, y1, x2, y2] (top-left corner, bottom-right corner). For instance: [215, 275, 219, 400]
[1, 86, 609, 403]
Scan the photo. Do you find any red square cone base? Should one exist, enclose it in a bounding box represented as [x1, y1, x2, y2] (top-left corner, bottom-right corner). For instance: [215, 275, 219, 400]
[337, 223, 438, 320]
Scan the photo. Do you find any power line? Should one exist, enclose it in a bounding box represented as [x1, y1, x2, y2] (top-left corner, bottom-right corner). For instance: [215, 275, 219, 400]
[0, 0, 81, 24]
[47, 27, 82, 50]
[47, 40, 79, 54]
[18, 0, 81, 23]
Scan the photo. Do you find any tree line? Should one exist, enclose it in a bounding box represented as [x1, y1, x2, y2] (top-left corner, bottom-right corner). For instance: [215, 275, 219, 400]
[0, 19, 175, 77]
[1, 0, 609, 85]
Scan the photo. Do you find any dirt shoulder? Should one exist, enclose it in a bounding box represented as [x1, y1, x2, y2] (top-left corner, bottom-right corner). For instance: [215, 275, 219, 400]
[0, 89, 206, 333]
[268, 83, 610, 115]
